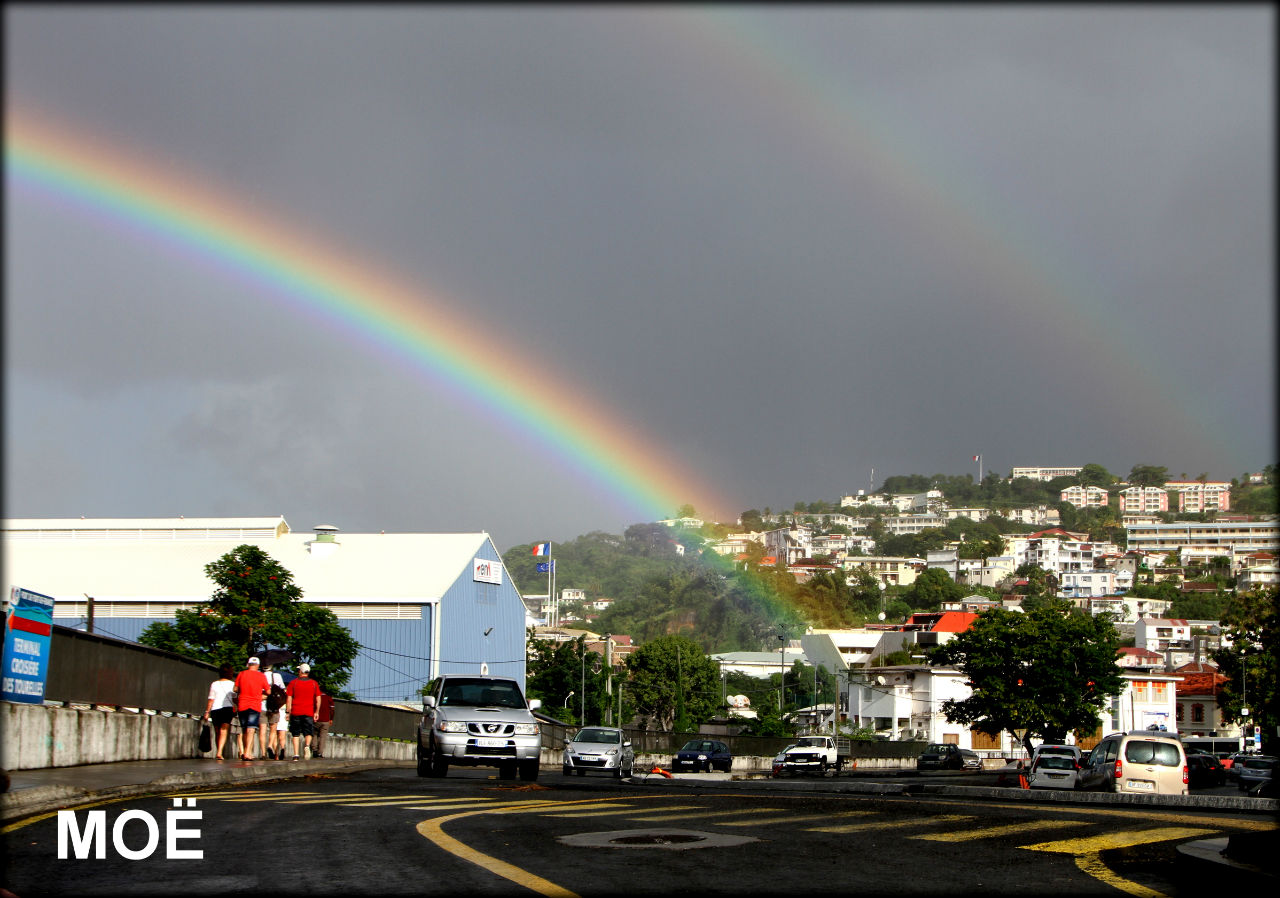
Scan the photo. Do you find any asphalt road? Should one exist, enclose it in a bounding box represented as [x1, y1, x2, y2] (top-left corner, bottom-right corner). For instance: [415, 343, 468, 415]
[2, 767, 1271, 897]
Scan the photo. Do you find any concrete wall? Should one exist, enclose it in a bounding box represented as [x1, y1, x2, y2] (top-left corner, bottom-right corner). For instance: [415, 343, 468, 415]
[0, 702, 412, 771]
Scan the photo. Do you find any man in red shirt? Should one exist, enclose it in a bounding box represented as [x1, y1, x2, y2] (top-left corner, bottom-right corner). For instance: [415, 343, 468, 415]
[233, 656, 270, 761]
[285, 663, 323, 760]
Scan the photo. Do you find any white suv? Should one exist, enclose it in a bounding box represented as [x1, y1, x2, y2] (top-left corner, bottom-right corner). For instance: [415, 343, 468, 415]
[417, 675, 542, 781]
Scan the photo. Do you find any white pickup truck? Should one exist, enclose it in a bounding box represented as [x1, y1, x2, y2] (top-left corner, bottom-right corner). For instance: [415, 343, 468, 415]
[774, 735, 851, 776]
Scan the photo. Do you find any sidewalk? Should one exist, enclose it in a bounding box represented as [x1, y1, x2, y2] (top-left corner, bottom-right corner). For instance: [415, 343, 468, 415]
[1, 755, 408, 825]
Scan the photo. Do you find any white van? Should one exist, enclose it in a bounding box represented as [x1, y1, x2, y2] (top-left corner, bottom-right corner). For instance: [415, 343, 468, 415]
[1077, 730, 1188, 795]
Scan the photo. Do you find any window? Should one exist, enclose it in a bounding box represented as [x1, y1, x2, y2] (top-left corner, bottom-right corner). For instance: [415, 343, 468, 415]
[1192, 704, 1205, 723]
[1176, 705, 1184, 722]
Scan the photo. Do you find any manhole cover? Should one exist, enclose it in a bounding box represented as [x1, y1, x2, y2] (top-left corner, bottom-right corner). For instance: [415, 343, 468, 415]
[559, 828, 758, 850]
[611, 834, 705, 846]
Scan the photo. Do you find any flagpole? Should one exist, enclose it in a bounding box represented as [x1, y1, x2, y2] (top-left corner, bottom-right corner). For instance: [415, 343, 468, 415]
[547, 541, 554, 628]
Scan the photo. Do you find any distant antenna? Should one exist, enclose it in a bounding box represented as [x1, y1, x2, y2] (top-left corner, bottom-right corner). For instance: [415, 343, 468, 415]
[870, 467, 875, 493]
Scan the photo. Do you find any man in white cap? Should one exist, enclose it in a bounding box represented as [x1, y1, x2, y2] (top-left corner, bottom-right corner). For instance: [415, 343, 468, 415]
[285, 663, 322, 761]
[232, 656, 270, 761]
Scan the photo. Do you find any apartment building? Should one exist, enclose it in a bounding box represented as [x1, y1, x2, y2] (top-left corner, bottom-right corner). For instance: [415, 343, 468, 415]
[1060, 485, 1109, 509]
[1059, 569, 1120, 598]
[881, 514, 946, 536]
[1164, 481, 1232, 514]
[1125, 519, 1279, 564]
[1119, 486, 1169, 514]
[1011, 466, 1083, 482]
[841, 556, 925, 587]
[994, 506, 1061, 528]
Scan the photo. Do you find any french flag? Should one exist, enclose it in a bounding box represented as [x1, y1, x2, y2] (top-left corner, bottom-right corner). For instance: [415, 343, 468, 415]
[532, 542, 551, 556]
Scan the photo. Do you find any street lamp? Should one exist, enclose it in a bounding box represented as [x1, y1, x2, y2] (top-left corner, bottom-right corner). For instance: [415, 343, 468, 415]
[563, 691, 575, 709]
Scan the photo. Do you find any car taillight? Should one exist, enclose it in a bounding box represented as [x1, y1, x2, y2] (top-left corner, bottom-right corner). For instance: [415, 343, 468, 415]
[1114, 758, 1123, 780]
[1182, 765, 1188, 785]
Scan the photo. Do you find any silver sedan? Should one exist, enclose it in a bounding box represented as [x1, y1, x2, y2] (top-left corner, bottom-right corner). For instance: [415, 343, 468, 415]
[562, 726, 635, 778]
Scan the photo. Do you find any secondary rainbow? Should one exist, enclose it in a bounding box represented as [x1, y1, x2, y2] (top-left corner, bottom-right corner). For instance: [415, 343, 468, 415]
[5, 107, 729, 524]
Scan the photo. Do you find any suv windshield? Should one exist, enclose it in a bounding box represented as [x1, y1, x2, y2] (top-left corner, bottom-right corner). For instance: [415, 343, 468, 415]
[438, 678, 527, 709]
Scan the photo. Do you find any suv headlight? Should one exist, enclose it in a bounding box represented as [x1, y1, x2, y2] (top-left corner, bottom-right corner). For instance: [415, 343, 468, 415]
[437, 720, 468, 733]
[513, 723, 540, 735]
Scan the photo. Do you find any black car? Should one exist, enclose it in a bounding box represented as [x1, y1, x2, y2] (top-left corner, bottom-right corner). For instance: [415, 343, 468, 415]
[672, 739, 733, 773]
[916, 743, 982, 771]
[1186, 752, 1226, 788]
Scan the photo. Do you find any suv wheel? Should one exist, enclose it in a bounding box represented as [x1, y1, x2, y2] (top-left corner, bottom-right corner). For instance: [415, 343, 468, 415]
[518, 759, 540, 782]
[427, 740, 449, 777]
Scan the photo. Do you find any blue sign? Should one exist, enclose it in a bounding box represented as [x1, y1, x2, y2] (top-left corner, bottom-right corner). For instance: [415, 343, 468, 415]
[3, 587, 56, 703]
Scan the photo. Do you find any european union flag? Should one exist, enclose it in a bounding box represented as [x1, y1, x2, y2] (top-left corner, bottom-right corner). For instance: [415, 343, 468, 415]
[536, 561, 554, 573]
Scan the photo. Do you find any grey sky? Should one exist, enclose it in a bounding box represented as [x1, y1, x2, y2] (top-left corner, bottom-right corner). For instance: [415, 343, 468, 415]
[5, 6, 1274, 550]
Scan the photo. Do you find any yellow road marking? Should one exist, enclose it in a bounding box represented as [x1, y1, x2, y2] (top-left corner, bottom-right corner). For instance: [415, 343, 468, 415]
[627, 807, 785, 823]
[924, 797, 1278, 831]
[416, 802, 578, 898]
[225, 792, 377, 802]
[912, 818, 1085, 842]
[809, 814, 974, 834]
[717, 811, 877, 828]
[1022, 827, 1217, 898]
[1021, 827, 1218, 854]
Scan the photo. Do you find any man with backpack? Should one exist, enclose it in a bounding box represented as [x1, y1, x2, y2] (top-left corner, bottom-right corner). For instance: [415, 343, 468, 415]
[259, 663, 288, 760]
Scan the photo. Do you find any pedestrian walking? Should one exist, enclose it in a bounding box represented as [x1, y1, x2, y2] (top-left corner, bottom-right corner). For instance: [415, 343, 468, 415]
[313, 690, 334, 758]
[285, 663, 322, 760]
[202, 664, 237, 760]
[232, 656, 270, 761]
[259, 663, 287, 759]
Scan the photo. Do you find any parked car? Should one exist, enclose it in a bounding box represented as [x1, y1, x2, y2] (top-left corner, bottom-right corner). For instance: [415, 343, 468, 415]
[1028, 753, 1080, 789]
[562, 726, 634, 778]
[994, 758, 1028, 787]
[416, 675, 542, 781]
[1032, 744, 1082, 763]
[1225, 752, 1257, 781]
[1077, 730, 1187, 796]
[1214, 752, 1236, 770]
[672, 739, 733, 773]
[1235, 755, 1276, 792]
[1186, 752, 1227, 788]
[916, 743, 982, 771]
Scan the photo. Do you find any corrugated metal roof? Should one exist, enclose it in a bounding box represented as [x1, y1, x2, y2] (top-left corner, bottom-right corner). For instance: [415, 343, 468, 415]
[3, 529, 493, 603]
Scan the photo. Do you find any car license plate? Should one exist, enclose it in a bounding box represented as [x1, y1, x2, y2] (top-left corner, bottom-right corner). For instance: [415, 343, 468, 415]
[476, 737, 507, 747]
[1126, 780, 1154, 791]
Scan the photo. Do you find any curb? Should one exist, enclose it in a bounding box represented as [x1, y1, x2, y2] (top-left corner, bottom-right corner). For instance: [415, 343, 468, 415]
[0, 759, 407, 826]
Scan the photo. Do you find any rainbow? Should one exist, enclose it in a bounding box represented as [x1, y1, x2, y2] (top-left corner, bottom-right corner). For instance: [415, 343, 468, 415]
[5, 106, 732, 526]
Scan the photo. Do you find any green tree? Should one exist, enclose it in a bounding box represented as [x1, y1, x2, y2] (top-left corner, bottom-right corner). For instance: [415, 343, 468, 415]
[904, 567, 963, 611]
[930, 602, 1123, 753]
[1212, 587, 1279, 754]
[1079, 463, 1117, 487]
[625, 635, 721, 730]
[138, 545, 359, 695]
[1127, 464, 1169, 488]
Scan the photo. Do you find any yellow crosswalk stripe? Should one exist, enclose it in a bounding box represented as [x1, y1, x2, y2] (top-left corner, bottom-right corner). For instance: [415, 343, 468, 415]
[225, 793, 377, 803]
[1021, 827, 1219, 854]
[627, 807, 784, 823]
[912, 818, 1086, 842]
[717, 811, 876, 828]
[809, 814, 974, 834]
[534, 804, 665, 817]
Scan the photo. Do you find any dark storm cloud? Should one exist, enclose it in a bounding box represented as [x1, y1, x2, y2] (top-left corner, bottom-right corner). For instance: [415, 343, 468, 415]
[5, 6, 1273, 547]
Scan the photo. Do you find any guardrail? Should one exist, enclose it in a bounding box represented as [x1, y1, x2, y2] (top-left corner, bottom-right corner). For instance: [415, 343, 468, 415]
[43, 625, 416, 741]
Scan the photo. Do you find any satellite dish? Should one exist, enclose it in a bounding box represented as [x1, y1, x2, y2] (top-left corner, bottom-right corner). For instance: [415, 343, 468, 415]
[480, 662, 489, 675]
[877, 611, 886, 621]
[875, 676, 886, 686]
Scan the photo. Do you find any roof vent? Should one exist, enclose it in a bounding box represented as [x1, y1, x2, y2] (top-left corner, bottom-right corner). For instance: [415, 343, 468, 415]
[310, 525, 340, 557]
